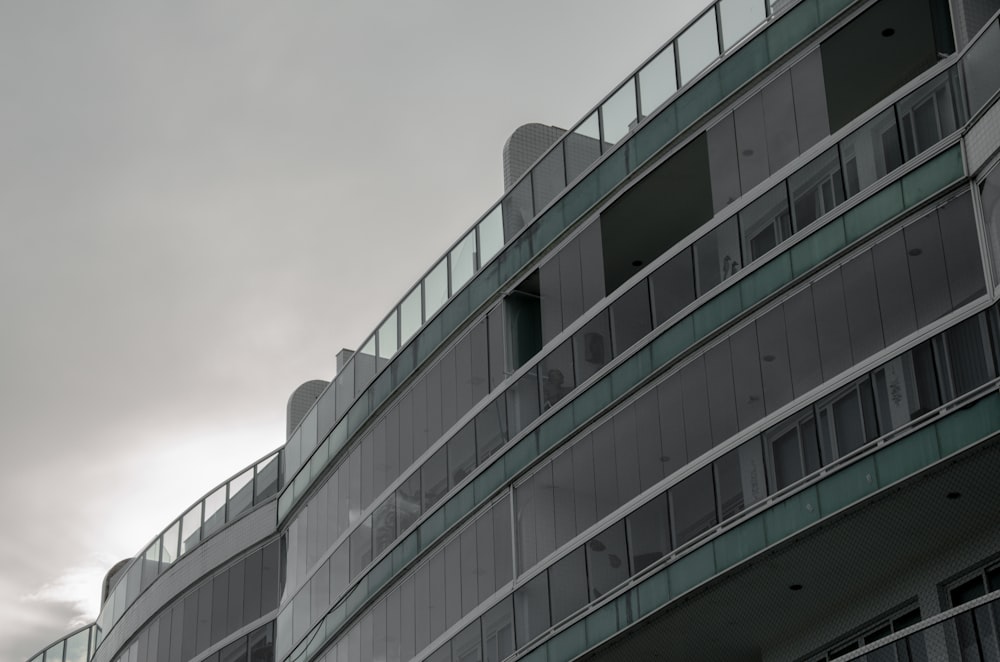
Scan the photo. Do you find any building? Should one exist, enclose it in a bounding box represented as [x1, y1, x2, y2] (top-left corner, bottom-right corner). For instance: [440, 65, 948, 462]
[23, 0, 1000, 660]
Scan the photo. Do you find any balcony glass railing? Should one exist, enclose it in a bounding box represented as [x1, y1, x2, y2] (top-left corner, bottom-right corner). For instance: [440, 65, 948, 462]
[279, 0, 863, 529]
[24, 624, 96, 662]
[91, 449, 282, 653]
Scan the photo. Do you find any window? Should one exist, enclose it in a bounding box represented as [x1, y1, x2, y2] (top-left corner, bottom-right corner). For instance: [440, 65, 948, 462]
[804, 606, 923, 661]
[815, 378, 879, 460]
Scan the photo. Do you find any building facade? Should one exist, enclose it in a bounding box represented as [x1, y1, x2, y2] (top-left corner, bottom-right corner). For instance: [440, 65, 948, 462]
[24, 0, 1000, 660]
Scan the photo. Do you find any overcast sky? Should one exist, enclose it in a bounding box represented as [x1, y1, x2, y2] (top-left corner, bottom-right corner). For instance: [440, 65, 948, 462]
[0, 1, 704, 658]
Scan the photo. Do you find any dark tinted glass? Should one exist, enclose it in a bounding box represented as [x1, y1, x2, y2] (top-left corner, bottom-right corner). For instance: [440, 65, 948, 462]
[429, 550, 447, 638]
[626, 494, 671, 573]
[573, 310, 612, 383]
[373, 495, 396, 558]
[694, 217, 742, 294]
[448, 422, 476, 488]
[872, 232, 918, 345]
[783, 289, 823, 398]
[842, 252, 885, 360]
[548, 547, 589, 623]
[788, 147, 845, 231]
[841, 108, 902, 197]
[610, 280, 653, 355]
[552, 450, 577, 550]
[813, 270, 853, 379]
[873, 343, 940, 431]
[790, 48, 830, 151]
[756, 306, 793, 413]
[730, 323, 765, 428]
[572, 434, 598, 535]
[349, 518, 372, 580]
[506, 368, 540, 437]
[650, 248, 696, 325]
[493, 499, 514, 587]
[740, 182, 791, 261]
[669, 466, 718, 546]
[460, 526, 479, 614]
[586, 522, 629, 600]
[705, 339, 738, 445]
[708, 113, 743, 213]
[897, 70, 965, 160]
[476, 508, 496, 602]
[559, 238, 585, 332]
[735, 94, 770, 192]
[475, 398, 508, 464]
[964, 20, 1000, 113]
[396, 472, 421, 535]
[514, 572, 550, 646]
[905, 209, 952, 326]
[762, 71, 799, 172]
[939, 193, 986, 308]
[540, 341, 575, 411]
[681, 357, 712, 460]
[635, 388, 665, 491]
[714, 437, 767, 520]
[613, 403, 642, 504]
[482, 597, 515, 662]
[592, 421, 619, 520]
[453, 620, 483, 662]
[422, 446, 448, 511]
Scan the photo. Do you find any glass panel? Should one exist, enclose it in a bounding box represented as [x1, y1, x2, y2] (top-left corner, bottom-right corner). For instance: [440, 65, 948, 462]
[540, 340, 575, 411]
[708, 114, 742, 213]
[639, 44, 677, 116]
[720, 0, 766, 49]
[649, 248, 695, 325]
[790, 49, 830, 151]
[735, 94, 770, 192]
[373, 495, 396, 558]
[715, 437, 767, 520]
[610, 279, 652, 356]
[788, 147, 845, 231]
[840, 108, 902, 197]
[356, 335, 378, 394]
[65, 630, 89, 662]
[396, 473, 422, 536]
[228, 468, 254, 521]
[905, 208, 952, 327]
[565, 111, 602, 183]
[45, 641, 64, 662]
[162, 521, 180, 567]
[181, 502, 203, 554]
[453, 620, 483, 662]
[762, 72, 799, 173]
[422, 446, 448, 511]
[573, 309, 612, 383]
[601, 79, 637, 146]
[897, 70, 965, 161]
[678, 9, 721, 85]
[964, 20, 1000, 113]
[349, 517, 373, 580]
[400, 286, 422, 345]
[626, 494, 671, 574]
[479, 206, 505, 265]
[740, 182, 790, 261]
[482, 597, 515, 662]
[842, 251, 885, 361]
[514, 572, 550, 647]
[549, 547, 589, 624]
[140, 540, 160, 592]
[378, 310, 399, 361]
[587, 521, 632, 602]
[938, 192, 986, 308]
[533, 145, 566, 213]
[502, 174, 534, 240]
[450, 231, 477, 294]
[475, 398, 508, 464]
[448, 422, 477, 488]
[873, 343, 940, 432]
[425, 259, 449, 319]
[669, 465, 718, 546]
[694, 217, 742, 294]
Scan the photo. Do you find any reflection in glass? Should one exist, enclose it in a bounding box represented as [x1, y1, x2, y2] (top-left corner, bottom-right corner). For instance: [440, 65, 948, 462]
[719, 0, 766, 49]
[816, 379, 879, 459]
[478, 206, 505, 265]
[255, 453, 279, 501]
[788, 148, 845, 231]
[677, 8, 720, 85]
[514, 572, 550, 646]
[203, 486, 227, 538]
[501, 176, 534, 241]
[601, 79, 637, 146]
[639, 44, 677, 117]
[532, 144, 567, 213]
[694, 217, 741, 294]
[841, 108, 903, 197]
[897, 70, 965, 161]
[739, 183, 790, 261]
[626, 494, 671, 574]
[424, 259, 449, 320]
[400, 286, 422, 345]
[162, 520, 180, 566]
[450, 231, 477, 294]
[565, 112, 602, 183]
[668, 466, 718, 547]
[378, 310, 399, 362]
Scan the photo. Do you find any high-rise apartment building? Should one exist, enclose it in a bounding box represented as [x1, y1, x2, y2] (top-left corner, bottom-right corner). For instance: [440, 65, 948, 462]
[23, 0, 1000, 660]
